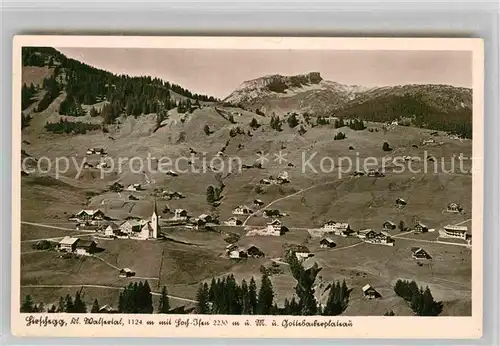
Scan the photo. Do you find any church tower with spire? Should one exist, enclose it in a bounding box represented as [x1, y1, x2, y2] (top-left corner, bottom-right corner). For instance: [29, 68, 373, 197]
[150, 199, 159, 239]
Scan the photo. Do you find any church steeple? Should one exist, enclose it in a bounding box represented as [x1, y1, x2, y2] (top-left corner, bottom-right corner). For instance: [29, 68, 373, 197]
[150, 198, 158, 239]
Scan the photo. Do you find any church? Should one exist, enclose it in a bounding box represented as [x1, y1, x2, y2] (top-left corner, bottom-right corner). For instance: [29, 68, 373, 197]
[121, 200, 159, 240]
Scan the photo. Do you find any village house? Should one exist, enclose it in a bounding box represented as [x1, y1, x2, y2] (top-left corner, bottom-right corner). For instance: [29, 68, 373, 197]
[323, 221, 353, 236]
[119, 268, 135, 278]
[225, 244, 238, 253]
[165, 170, 179, 177]
[442, 225, 468, 240]
[266, 219, 284, 234]
[411, 247, 432, 260]
[73, 209, 105, 223]
[319, 238, 336, 248]
[75, 240, 97, 256]
[263, 209, 284, 218]
[173, 208, 188, 220]
[229, 249, 248, 259]
[446, 203, 463, 213]
[96, 162, 109, 169]
[103, 222, 120, 237]
[276, 171, 290, 183]
[253, 199, 264, 207]
[287, 245, 311, 261]
[372, 232, 395, 246]
[395, 198, 407, 208]
[163, 191, 185, 200]
[233, 205, 253, 215]
[246, 219, 286, 236]
[259, 178, 271, 185]
[119, 201, 160, 239]
[366, 169, 385, 177]
[382, 221, 397, 231]
[362, 284, 381, 299]
[224, 216, 242, 226]
[126, 183, 142, 191]
[119, 219, 144, 235]
[246, 245, 265, 258]
[357, 229, 378, 240]
[414, 222, 429, 233]
[58, 236, 79, 252]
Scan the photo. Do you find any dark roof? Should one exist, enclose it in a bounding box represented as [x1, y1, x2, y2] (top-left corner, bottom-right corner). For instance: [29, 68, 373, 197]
[76, 240, 97, 248]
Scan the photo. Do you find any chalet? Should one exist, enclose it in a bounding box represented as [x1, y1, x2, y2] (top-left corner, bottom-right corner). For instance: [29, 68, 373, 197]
[75, 240, 97, 256]
[119, 268, 135, 278]
[263, 209, 284, 218]
[126, 183, 142, 191]
[277, 171, 290, 183]
[367, 169, 385, 177]
[94, 148, 106, 155]
[442, 225, 468, 240]
[96, 162, 109, 169]
[259, 178, 272, 185]
[229, 250, 248, 259]
[173, 209, 188, 220]
[224, 217, 242, 226]
[319, 238, 336, 248]
[233, 205, 253, 215]
[253, 199, 264, 206]
[288, 245, 311, 261]
[362, 284, 381, 299]
[225, 244, 239, 253]
[58, 236, 79, 252]
[83, 162, 94, 169]
[246, 245, 265, 258]
[357, 229, 377, 239]
[198, 214, 213, 223]
[382, 221, 396, 231]
[164, 191, 185, 200]
[446, 203, 463, 213]
[373, 232, 395, 245]
[166, 170, 179, 177]
[323, 221, 353, 236]
[411, 247, 432, 260]
[119, 219, 144, 234]
[246, 219, 285, 236]
[267, 219, 283, 233]
[414, 222, 429, 233]
[74, 209, 105, 223]
[395, 198, 407, 208]
[103, 222, 120, 237]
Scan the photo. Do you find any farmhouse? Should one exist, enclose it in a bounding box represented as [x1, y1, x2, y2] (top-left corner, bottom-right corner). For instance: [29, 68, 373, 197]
[323, 221, 353, 236]
[224, 217, 242, 226]
[119, 268, 135, 278]
[198, 214, 213, 223]
[277, 171, 290, 183]
[58, 236, 79, 252]
[173, 208, 188, 220]
[411, 247, 432, 260]
[103, 222, 120, 237]
[382, 221, 396, 231]
[446, 203, 463, 213]
[233, 205, 253, 215]
[362, 284, 381, 299]
[126, 183, 142, 191]
[357, 229, 377, 239]
[246, 219, 286, 236]
[163, 191, 185, 200]
[74, 209, 105, 223]
[395, 198, 407, 208]
[119, 219, 143, 235]
[75, 240, 97, 256]
[414, 222, 429, 233]
[253, 199, 264, 206]
[287, 245, 311, 261]
[372, 232, 395, 246]
[442, 225, 468, 240]
[120, 201, 159, 239]
[259, 178, 272, 185]
[225, 244, 238, 253]
[319, 237, 336, 248]
[229, 250, 248, 259]
[246, 245, 265, 258]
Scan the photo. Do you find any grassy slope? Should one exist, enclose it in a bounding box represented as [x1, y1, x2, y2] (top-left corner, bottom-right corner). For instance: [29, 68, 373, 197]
[19, 92, 473, 315]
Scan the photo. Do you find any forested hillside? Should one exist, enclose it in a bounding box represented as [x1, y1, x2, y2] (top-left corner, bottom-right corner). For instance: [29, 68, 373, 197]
[22, 47, 218, 122]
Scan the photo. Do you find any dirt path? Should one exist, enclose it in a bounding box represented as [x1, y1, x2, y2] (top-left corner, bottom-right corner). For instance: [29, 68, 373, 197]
[242, 148, 404, 226]
[21, 284, 197, 303]
[21, 233, 94, 243]
[21, 221, 81, 231]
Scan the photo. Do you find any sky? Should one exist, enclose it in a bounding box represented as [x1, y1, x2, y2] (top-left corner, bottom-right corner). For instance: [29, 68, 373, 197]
[56, 48, 472, 99]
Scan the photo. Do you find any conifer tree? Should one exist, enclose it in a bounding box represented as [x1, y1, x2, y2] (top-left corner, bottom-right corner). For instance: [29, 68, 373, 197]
[257, 273, 274, 315]
[21, 295, 35, 313]
[73, 291, 87, 313]
[65, 294, 75, 313]
[248, 277, 258, 315]
[196, 283, 210, 314]
[158, 286, 170, 313]
[91, 299, 100, 313]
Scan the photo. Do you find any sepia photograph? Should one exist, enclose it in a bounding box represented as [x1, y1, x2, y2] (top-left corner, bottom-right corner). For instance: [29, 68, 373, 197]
[11, 36, 483, 338]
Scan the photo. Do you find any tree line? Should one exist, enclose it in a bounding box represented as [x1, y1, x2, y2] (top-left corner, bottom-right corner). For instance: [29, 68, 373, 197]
[45, 118, 101, 135]
[394, 279, 443, 316]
